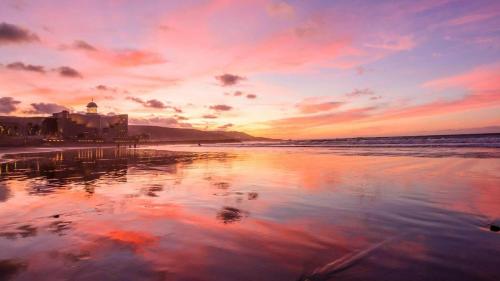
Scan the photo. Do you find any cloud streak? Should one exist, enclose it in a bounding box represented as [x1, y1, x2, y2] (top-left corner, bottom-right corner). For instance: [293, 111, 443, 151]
[0, 97, 21, 114]
[215, 74, 245, 86]
[345, 88, 375, 98]
[225, 91, 257, 99]
[218, 123, 233, 130]
[296, 101, 343, 114]
[56, 66, 82, 78]
[25, 103, 69, 114]
[127, 97, 183, 112]
[266, 107, 376, 131]
[129, 116, 192, 128]
[209, 104, 232, 111]
[0, 22, 39, 44]
[70, 40, 97, 51]
[6, 62, 45, 73]
[62, 39, 165, 67]
[127, 97, 167, 109]
[96, 85, 117, 92]
[92, 49, 165, 67]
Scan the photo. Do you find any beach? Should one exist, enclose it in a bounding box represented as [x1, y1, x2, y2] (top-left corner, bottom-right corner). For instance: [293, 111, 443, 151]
[0, 144, 498, 281]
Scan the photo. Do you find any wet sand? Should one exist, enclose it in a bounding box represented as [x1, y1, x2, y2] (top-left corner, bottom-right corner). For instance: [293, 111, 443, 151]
[0, 146, 114, 163]
[0, 146, 499, 281]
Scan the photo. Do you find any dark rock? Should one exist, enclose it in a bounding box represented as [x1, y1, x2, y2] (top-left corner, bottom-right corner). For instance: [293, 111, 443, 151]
[248, 192, 258, 200]
[0, 184, 11, 202]
[216, 206, 243, 224]
[0, 259, 27, 280]
[490, 224, 500, 232]
[213, 182, 230, 189]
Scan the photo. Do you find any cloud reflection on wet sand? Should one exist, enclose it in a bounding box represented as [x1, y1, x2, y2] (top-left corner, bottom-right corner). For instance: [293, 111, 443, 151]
[0, 147, 498, 281]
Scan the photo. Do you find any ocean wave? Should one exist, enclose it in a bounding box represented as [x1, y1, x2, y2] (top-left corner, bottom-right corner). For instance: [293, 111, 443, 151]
[226, 133, 500, 148]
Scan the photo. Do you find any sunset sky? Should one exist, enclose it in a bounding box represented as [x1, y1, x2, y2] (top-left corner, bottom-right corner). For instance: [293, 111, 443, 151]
[0, 0, 499, 139]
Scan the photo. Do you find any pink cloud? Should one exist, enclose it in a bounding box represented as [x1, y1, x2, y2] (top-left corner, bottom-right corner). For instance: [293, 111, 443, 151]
[209, 104, 232, 111]
[63, 39, 165, 67]
[236, 29, 355, 72]
[90, 49, 165, 67]
[296, 101, 343, 114]
[148, 1, 414, 75]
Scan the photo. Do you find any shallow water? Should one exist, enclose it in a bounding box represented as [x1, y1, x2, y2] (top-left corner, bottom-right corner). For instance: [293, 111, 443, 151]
[0, 146, 499, 281]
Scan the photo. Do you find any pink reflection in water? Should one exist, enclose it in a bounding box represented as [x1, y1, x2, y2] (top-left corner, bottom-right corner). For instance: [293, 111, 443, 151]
[0, 147, 498, 281]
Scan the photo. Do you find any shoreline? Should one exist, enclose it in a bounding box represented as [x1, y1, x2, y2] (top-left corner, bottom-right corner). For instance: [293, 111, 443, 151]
[0, 138, 246, 149]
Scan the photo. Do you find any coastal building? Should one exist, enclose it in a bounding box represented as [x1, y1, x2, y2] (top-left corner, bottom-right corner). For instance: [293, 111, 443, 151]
[47, 101, 128, 141]
[0, 101, 128, 143]
[0, 116, 46, 137]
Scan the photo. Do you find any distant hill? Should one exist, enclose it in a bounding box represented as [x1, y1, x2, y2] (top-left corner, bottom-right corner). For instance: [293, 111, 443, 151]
[128, 125, 270, 141]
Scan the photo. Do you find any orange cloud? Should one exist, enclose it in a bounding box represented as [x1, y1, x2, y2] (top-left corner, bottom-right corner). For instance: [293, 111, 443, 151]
[265, 106, 376, 131]
[253, 64, 500, 138]
[296, 100, 344, 114]
[90, 49, 165, 67]
[424, 63, 500, 92]
[379, 63, 500, 120]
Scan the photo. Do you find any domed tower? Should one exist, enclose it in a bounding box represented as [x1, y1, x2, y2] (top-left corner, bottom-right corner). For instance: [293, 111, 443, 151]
[86, 100, 98, 115]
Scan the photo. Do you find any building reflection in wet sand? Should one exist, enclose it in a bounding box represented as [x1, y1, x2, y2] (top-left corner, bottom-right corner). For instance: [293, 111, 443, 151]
[0, 147, 498, 281]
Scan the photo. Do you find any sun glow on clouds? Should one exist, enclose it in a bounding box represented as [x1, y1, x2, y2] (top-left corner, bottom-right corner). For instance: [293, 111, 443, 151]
[0, 0, 499, 138]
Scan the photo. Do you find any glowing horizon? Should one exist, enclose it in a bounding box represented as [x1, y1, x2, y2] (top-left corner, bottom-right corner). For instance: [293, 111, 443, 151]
[0, 0, 499, 139]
